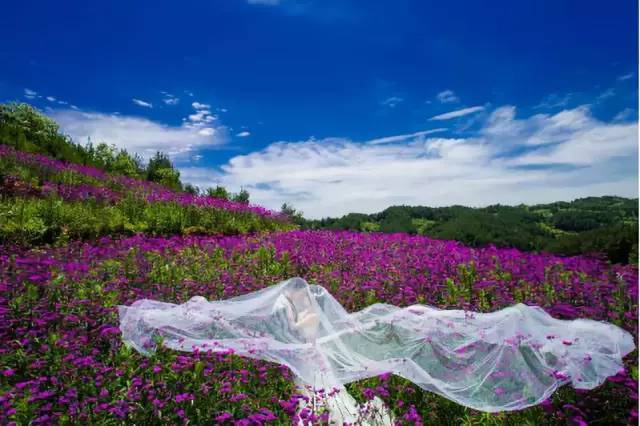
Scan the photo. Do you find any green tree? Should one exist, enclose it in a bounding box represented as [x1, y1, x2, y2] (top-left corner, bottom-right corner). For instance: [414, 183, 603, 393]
[0, 102, 146, 179]
[112, 150, 144, 178]
[146, 152, 181, 190]
[379, 208, 416, 234]
[183, 183, 199, 195]
[207, 185, 230, 200]
[280, 203, 305, 225]
[0, 102, 88, 163]
[232, 188, 250, 204]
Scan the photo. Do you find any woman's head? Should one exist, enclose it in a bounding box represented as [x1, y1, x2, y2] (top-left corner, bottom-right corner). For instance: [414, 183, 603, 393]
[286, 278, 311, 309]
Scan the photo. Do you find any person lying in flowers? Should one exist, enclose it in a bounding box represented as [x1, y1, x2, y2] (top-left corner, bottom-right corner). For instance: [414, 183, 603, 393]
[119, 277, 635, 424]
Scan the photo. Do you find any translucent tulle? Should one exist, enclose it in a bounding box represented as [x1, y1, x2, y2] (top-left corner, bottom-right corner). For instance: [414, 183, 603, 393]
[118, 277, 635, 413]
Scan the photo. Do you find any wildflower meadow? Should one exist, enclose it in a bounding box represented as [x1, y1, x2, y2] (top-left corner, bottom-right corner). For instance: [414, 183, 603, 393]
[1, 229, 637, 425]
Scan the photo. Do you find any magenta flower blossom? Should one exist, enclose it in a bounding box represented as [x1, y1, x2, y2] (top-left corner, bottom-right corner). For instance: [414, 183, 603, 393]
[174, 393, 194, 403]
[229, 393, 248, 402]
[215, 412, 233, 422]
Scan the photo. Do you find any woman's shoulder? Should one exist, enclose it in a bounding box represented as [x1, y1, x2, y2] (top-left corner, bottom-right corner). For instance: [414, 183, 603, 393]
[272, 294, 294, 313]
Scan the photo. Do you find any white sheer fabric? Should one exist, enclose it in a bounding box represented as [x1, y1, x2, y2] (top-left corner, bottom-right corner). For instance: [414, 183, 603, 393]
[118, 277, 634, 420]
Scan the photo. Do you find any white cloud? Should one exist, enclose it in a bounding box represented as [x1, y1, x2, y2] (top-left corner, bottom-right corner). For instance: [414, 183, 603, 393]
[613, 108, 635, 122]
[510, 123, 636, 167]
[189, 111, 207, 122]
[618, 72, 634, 81]
[132, 98, 153, 108]
[183, 104, 636, 219]
[192, 102, 211, 110]
[188, 110, 216, 123]
[46, 96, 57, 102]
[184, 102, 218, 128]
[162, 94, 179, 105]
[24, 88, 37, 99]
[236, 131, 251, 137]
[50, 109, 227, 160]
[198, 127, 215, 136]
[367, 129, 446, 145]
[534, 93, 572, 109]
[596, 88, 615, 101]
[484, 105, 611, 150]
[506, 107, 637, 166]
[380, 96, 404, 108]
[436, 90, 459, 104]
[429, 106, 485, 121]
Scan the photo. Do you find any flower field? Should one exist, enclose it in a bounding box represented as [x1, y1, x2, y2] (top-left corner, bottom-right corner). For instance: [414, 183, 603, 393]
[1, 230, 637, 425]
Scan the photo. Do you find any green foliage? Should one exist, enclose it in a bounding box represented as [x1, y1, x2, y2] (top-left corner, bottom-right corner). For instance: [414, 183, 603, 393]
[86, 142, 145, 178]
[183, 183, 199, 195]
[0, 103, 89, 163]
[0, 102, 185, 185]
[303, 198, 639, 264]
[412, 217, 436, 234]
[231, 188, 250, 204]
[379, 207, 417, 234]
[547, 223, 638, 264]
[0, 103, 139, 175]
[325, 213, 369, 231]
[0, 137, 292, 245]
[428, 209, 550, 250]
[280, 203, 305, 226]
[146, 152, 182, 190]
[0, 196, 293, 247]
[207, 185, 230, 200]
[360, 221, 380, 232]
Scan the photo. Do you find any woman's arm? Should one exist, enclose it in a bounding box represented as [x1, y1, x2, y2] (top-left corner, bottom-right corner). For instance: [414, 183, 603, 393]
[294, 309, 320, 340]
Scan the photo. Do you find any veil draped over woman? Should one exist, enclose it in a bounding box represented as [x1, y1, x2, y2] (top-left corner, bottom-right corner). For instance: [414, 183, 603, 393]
[118, 277, 635, 423]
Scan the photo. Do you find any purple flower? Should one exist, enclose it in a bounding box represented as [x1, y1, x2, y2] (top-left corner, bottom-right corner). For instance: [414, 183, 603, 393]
[229, 393, 247, 402]
[215, 412, 233, 422]
[553, 371, 570, 381]
[174, 393, 194, 403]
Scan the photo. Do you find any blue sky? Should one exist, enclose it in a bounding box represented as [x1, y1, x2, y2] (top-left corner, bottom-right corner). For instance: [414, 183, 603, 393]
[1, 0, 638, 217]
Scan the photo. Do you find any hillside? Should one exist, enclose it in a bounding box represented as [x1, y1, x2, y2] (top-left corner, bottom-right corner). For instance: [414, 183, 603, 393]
[302, 198, 639, 264]
[0, 103, 293, 246]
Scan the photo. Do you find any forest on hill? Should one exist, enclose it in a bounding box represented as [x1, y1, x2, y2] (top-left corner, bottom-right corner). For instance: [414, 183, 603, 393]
[300, 198, 639, 264]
